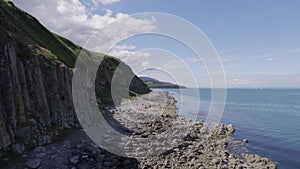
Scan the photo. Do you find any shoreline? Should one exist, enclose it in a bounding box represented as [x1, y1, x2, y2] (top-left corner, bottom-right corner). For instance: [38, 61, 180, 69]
[6, 91, 277, 169]
[111, 91, 277, 168]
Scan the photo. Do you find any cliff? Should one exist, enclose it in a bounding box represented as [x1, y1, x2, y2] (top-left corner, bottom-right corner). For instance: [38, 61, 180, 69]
[0, 0, 149, 155]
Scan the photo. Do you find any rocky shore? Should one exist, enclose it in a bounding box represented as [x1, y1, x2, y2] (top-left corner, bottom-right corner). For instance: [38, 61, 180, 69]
[5, 91, 277, 169]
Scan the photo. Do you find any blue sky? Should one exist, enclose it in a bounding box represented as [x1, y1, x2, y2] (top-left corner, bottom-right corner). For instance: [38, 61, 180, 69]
[104, 0, 300, 73]
[11, 0, 300, 88]
[107, 0, 300, 51]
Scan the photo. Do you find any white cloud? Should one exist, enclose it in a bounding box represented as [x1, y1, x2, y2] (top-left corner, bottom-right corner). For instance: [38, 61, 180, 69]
[228, 74, 300, 88]
[11, 0, 157, 68]
[141, 61, 150, 69]
[92, 0, 121, 5]
[184, 57, 201, 64]
[231, 78, 252, 85]
[265, 58, 275, 61]
[112, 45, 136, 51]
[220, 47, 300, 64]
[11, 0, 156, 49]
[108, 45, 151, 64]
[163, 60, 184, 70]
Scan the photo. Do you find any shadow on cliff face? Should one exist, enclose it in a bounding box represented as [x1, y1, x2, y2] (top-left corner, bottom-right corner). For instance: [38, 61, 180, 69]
[0, 37, 150, 168]
[0, 40, 149, 168]
[0, 1, 151, 167]
[95, 57, 150, 107]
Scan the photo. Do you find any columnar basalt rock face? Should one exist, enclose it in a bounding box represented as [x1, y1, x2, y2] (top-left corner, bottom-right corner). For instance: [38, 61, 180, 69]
[0, 41, 150, 153]
[0, 41, 77, 151]
[0, 0, 151, 160]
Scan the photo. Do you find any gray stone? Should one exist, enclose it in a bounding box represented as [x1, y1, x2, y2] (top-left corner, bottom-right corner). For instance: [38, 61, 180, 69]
[25, 159, 41, 169]
[36, 153, 46, 158]
[243, 139, 249, 143]
[69, 155, 80, 164]
[16, 126, 31, 140]
[34, 146, 46, 152]
[63, 140, 71, 148]
[103, 159, 119, 167]
[12, 144, 25, 154]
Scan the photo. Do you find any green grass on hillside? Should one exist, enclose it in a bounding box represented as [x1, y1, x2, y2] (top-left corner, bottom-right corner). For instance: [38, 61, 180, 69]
[0, 0, 150, 105]
[0, 1, 78, 67]
[0, 0, 124, 68]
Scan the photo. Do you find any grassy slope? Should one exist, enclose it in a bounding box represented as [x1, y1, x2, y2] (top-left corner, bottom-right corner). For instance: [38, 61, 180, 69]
[0, 0, 149, 105]
[0, 0, 76, 67]
[0, 0, 121, 68]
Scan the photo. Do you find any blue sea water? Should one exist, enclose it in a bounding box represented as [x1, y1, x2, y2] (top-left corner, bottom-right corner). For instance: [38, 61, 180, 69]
[153, 88, 300, 169]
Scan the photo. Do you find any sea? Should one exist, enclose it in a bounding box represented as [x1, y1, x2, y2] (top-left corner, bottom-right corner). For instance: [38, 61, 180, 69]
[153, 88, 300, 169]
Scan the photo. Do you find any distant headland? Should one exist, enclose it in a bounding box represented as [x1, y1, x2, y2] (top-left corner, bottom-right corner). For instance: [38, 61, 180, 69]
[140, 76, 187, 89]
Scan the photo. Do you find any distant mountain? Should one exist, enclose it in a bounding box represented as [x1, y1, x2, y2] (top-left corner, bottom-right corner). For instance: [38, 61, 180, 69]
[139, 76, 160, 83]
[140, 76, 186, 89]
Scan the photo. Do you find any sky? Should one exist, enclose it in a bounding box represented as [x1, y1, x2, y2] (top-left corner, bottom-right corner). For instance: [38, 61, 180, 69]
[11, 0, 300, 88]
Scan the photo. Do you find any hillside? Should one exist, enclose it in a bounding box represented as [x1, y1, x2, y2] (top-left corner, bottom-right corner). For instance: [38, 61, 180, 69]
[0, 0, 80, 67]
[140, 76, 186, 88]
[0, 0, 149, 97]
[0, 0, 124, 67]
[0, 0, 149, 163]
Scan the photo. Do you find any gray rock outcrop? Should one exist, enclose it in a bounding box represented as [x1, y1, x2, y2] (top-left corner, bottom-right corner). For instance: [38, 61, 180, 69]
[0, 41, 77, 151]
[0, 41, 149, 154]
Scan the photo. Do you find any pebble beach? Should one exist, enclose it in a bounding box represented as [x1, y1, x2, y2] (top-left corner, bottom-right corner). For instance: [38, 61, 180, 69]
[7, 91, 277, 169]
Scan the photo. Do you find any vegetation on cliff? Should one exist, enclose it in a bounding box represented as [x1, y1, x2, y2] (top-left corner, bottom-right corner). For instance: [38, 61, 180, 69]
[140, 76, 186, 89]
[0, 0, 149, 164]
